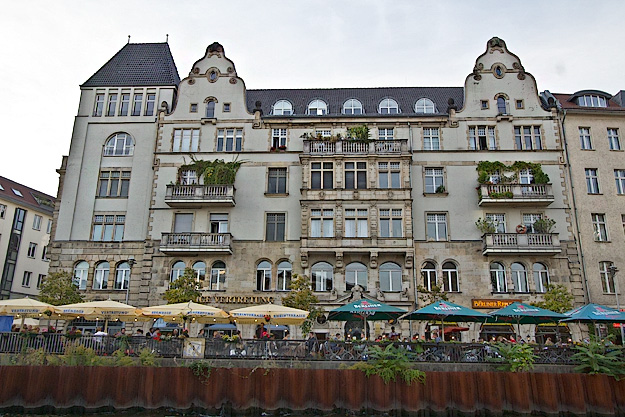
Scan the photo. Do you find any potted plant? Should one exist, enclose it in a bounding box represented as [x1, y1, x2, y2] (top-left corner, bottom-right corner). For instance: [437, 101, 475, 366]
[533, 217, 556, 233]
[278, 145, 287, 151]
[475, 218, 496, 234]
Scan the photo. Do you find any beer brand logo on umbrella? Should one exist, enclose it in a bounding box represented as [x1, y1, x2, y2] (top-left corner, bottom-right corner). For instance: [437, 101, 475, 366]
[351, 300, 382, 315]
[594, 306, 619, 316]
[433, 302, 461, 312]
[512, 304, 539, 313]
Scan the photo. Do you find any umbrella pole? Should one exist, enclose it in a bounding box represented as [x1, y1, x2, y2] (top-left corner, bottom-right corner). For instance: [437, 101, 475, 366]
[20, 316, 25, 329]
[517, 319, 521, 342]
[104, 319, 109, 333]
[441, 319, 445, 342]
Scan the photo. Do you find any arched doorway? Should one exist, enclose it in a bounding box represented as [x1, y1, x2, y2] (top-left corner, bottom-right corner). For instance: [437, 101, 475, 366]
[344, 321, 370, 339]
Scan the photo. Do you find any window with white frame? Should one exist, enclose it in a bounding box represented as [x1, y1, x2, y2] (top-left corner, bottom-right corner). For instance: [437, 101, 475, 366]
[311, 162, 333, 189]
[522, 213, 542, 234]
[217, 129, 243, 152]
[579, 127, 592, 149]
[608, 128, 621, 150]
[170, 261, 185, 282]
[119, 92, 130, 116]
[27, 242, 37, 258]
[114, 262, 130, 290]
[511, 262, 528, 293]
[490, 262, 507, 292]
[379, 208, 403, 238]
[145, 93, 156, 116]
[22, 271, 31, 287]
[380, 262, 402, 292]
[272, 128, 287, 148]
[585, 168, 600, 194]
[0, 204, 5, 219]
[98, 170, 130, 197]
[315, 129, 332, 138]
[533, 263, 549, 293]
[423, 128, 440, 150]
[344, 162, 367, 189]
[469, 126, 496, 150]
[424, 168, 444, 193]
[173, 129, 199, 152]
[267, 168, 287, 194]
[73, 261, 88, 290]
[277, 261, 292, 291]
[209, 213, 228, 234]
[307, 100, 328, 115]
[378, 162, 401, 189]
[33, 215, 42, 231]
[415, 98, 436, 114]
[47, 219, 52, 234]
[344, 208, 368, 238]
[426, 213, 447, 241]
[592, 213, 608, 241]
[180, 170, 198, 185]
[193, 261, 206, 284]
[615, 170, 625, 194]
[421, 262, 437, 290]
[345, 262, 367, 290]
[93, 262, 110, 289]
[92, 214, 125, 241]
[132, 93, 143, 116]
[104, 133, 134, 156]
[311, 262, 333, 292]
[378, 128, 394, 140]
[577, 95, 607, 107]
[514, 126, 542, 150]
[272, 100, 293, 115]
[210, 261, 226, 290]
[93, 93, 104, 116]
[600, 261, 615, 293]
[106, 93, 117, 116]
[343, 99, 363, 115]
[310, 209, 334, 238]
[378, 98, 399, 114]
[256, 261, 272, 291]
[486, 213, 506, 233]
[442, 262, 459, 292]
[266, 213, 286, 241]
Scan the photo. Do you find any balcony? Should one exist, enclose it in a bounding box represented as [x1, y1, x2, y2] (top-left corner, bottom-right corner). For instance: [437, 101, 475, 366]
[165, 184, 235, 207]
[482, 233, 561, 255]
[160, 233, 232, 254]
[478, 184, 553, 207]
[303, 139, 408, 156]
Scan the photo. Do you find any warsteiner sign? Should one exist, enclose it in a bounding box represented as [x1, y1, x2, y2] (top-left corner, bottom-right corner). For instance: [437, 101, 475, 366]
[197, 294, 275, 304]
[472, 299, 521, 309]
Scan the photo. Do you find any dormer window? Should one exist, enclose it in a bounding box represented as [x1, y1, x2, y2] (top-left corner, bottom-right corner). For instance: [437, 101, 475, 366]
[343, 99, 363, 115]
[307, 100, 328, 115]
[415, 98, 436, 114]
[272, 100, 293, 115]
[378, 98, 399, 114]
[577, 95, 607, 107]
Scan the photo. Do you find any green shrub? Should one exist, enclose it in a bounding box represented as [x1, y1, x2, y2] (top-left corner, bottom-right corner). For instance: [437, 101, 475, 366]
[351, 344, 425, 385]
[111, 349, 135, 366]
[572, 341, 625, 379]
[492, 342, 536, 372]
[139, 348, 160, 367]
[188, 360, 212, 384]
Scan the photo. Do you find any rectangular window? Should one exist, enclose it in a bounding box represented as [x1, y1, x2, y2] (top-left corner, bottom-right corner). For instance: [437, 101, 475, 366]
[315, 129, 332, 138]
[515, 100, 524, 109]
[424, 168, 444, 193]
[423, 128, 440, 150]
[132, 93, 143, 116]
[22, 271, 31, 287]
[426, 213, 447, 241]
[98, 170, 131, 197]
[145, 93, 156, 116]
[46, 219, 52, 234]
[190, 103, 198, 113]
[608, 128, 621, 150]
[600, 261, 615, 294]
[579, 127, 592, 149]
[209, 214, 228, 234]
[514, 126, 542, 150]
[173, 129, 200, 152]
[486, 213, 506, 233]
[272, 129, 287, 148]
[119, 93, 130, 116]
[92, 214, 125, 242]
[481, 100, 489, 109]
[37, 274, 45, 289]
[223, 103, 231, 112]
[93, 93, 104, 116]
[379, 128, 394, 140]
[267, 168, 287, 194]
[310, 209, 334, 237]
[217, 129, 243, 152]
[469, 126, 496, 150]
[522, 213, 542, 233]
[378, 162, 400, 189]
[266, 213, 286, 241]
[615, 170, 625, 194]
[41, 245, 48, 261]
[0, 204, 5, 218]
[344, 162, 367, 189]
[592, 213, 608, 241]
[174, 213, 193, 233]
[32, 215, 42, 230]
[106, 93, 117, 116]
[180, 170, 198, 185]
[344, 208, 368, 237]
[27, 242, 37, 258]
[379, 208, 403, 238]
[311, 162, 333, 190]
[585, 168, 600, 194]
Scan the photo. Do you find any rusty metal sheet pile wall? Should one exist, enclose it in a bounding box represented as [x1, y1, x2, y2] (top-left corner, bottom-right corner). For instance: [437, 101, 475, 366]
[0, 366, 623, 415]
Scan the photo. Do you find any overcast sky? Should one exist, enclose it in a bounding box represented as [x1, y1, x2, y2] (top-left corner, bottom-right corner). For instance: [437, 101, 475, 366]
[1, 1, 623, 196]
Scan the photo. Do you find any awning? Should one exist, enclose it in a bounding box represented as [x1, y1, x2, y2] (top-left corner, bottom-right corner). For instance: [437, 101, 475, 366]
[443, 326, 469, 334]
[207, 323, 237, 331]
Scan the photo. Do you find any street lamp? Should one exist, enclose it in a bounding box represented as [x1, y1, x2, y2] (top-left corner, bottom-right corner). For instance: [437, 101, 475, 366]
[608, 265, 625, 343]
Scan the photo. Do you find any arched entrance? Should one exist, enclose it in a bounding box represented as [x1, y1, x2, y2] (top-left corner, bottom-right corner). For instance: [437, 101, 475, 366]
[344, 321, 370, 339]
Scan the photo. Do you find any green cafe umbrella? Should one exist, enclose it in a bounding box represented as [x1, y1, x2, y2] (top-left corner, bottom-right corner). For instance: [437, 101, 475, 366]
[400, 301, 489, 337]
[487, 302, 566, 339]
[560, 303, 625, 323]
[328, 299, 406, 338]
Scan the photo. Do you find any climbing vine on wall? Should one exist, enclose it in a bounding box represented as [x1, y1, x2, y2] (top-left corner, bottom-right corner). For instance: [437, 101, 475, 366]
[476, 161, 550, 184]
[179, 156, 243, 185]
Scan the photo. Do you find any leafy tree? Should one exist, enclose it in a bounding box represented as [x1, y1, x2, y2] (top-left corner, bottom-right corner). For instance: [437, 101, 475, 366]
[163, 268, 200, 304]
[282, 273, 320, 334]
[38, 271, 84, 306]
[416, 284, 449, 305]
[531, 284, 574, 313]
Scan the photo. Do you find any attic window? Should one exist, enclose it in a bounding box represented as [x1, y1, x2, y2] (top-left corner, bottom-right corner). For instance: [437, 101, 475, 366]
[0, 184, 3, 190]
[272, 100, 293, 115]
[12, 188, 23, 197]
[577, 95, 607, 107]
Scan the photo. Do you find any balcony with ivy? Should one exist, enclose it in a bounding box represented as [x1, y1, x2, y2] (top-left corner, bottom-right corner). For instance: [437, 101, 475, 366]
[476, 161, 554, 207]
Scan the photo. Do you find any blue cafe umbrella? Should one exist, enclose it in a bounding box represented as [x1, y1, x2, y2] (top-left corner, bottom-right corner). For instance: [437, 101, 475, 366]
[400, 301, 489, 337]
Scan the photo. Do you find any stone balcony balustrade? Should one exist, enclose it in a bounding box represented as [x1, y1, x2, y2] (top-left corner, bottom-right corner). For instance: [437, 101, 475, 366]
[482, 233, 561, 255]
[160, 232, 232, 254]
[165, 184, 235, 207]
[478, 183, 554, 207]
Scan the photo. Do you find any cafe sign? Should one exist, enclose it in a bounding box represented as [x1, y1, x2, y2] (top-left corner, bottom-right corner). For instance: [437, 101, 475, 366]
[197, 294, 275, 304]
[472, 299, 521, 309]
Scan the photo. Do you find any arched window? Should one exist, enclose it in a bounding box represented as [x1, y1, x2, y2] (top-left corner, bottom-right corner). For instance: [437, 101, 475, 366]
[210, 261, 226, 290]
[256, 261, 272, 291]
[421, 261, 437, 291]
[170, 261, 185, 282]
[380, 262, 402, 292]
[415, 98, 436, 114]
[533, 263, 549, 293]
[346, 262, 368, 291]
[378, 98, 399, 114]
[73, 261, 89, 290]
[93, 261, 109, 290]
[311, 262, 333, 292]
[442, 261, 459, 292]
[193, 261, 206, 283]
[497, 97, 507, 115]
[272, 100, 293, 115]
[343, 99, 363, 115]
[277, 261, 292, 291]
[307, 99, 328, 115]
[490, 262, 507, 293]
[206, 101, 216, 118]
[114, 262, 130, 290]
[104, 133, 134, 156]
[511, 263, 528, 293]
